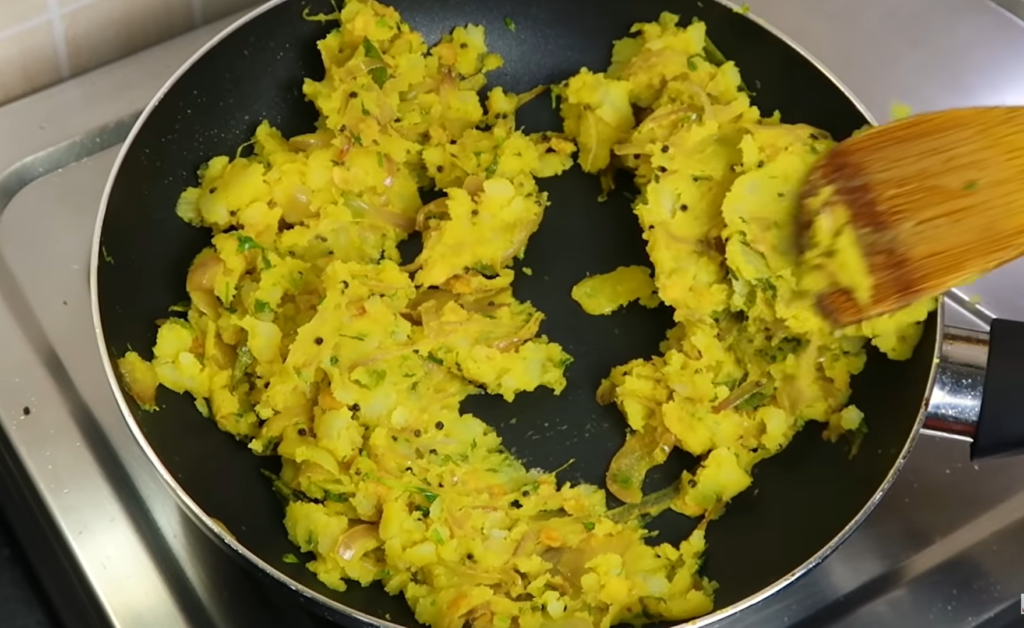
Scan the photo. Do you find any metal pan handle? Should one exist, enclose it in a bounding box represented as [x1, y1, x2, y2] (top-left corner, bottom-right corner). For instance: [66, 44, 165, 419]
[923, 320, 1024, 459]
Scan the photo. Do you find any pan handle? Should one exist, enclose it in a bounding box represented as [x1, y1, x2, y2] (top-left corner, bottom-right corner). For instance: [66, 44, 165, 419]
[923, 320, 1024, 459]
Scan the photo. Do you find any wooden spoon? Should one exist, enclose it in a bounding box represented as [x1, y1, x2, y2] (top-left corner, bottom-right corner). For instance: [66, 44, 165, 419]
[798, 107, 1024, 327]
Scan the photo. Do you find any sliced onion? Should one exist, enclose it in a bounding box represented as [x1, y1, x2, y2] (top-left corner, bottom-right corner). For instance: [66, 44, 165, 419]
[606, 423, 676, 504]
[335, 524, 380, 561]
[516, 84, 548, 108]
[336, 138, 353, 163]
[607, 479, 680, 524]
[343, 196, 415, 233]
[491, 313, 542, 353]
[462, 175, 485, 196]
[498, 218, 543, 265]
[439, 66, 457, 94]
[340, 57, 387, 82]
[712, 378, 766, 413]
[288, 131, 334, 151]
[382, 155, 398, 187]
[281, 185, 314, 223]
[415, 198, 450, 232]
[186, 250, 225, 316]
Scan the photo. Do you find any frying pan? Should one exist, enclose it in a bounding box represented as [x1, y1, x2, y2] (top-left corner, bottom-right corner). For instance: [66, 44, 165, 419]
[88, 0, 1024, 625]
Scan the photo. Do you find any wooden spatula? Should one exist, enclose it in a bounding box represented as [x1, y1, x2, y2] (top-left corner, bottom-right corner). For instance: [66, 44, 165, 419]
[798, 107, 1024, 327]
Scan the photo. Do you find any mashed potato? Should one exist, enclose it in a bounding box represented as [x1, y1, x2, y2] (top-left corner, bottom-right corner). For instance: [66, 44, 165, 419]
[117, 5, 935, 627]
[559, 13, 935, 517]
[117, 3, 719, 627]
[571, 266, 660, 315]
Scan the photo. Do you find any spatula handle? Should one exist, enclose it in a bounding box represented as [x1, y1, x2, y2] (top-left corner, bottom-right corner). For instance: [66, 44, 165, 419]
[925, 319, 1024, 459]
[971, 318, 1024, 459]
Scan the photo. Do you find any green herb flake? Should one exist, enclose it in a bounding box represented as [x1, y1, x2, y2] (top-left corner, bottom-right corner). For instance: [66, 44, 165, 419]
[236, 234, 262, 253]
[736, 390, 772, 411]
[101, 246, 114, 264]
[329, 355, 340, 366]
[583, 521, 596, 532]
[550, 89, 559, 110]
[361, 38, 389, 87]
[254, 299, 273, 315]
[168, 301, 191, 313]
[410, 486, 439, 504]
[282, 553, 300, 564]
[323, 490, 349, 503]
[430, 528, 446, 545]
[964, 180, 980, 191]
[362, 37, 384, 61]
[365, 368, 387, 389]
[376, 17, 390, 29]
[424, 352, 444, 365]
[352, 134, 363, 146]
[687, 56, 699, 72]
[504, 17, 517, 32]
[260, 254, 272, 271]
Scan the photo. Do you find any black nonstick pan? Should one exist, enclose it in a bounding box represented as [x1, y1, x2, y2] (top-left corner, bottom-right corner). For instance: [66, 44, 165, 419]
[89, 0, 1024, 626]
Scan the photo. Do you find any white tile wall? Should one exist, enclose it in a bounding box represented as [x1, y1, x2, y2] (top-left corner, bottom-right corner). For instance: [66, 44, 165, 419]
[0, 0, 265, 105]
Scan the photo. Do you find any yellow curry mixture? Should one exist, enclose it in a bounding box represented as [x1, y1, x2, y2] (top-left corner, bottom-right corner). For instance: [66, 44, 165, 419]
[116, 3, 935, 627]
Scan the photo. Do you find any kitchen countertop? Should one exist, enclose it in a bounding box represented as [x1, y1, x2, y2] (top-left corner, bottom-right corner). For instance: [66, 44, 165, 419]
[0, 510, 58, 628]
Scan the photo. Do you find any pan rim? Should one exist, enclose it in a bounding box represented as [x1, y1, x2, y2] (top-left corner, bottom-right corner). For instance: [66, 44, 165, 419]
[87, 1, 943, 626]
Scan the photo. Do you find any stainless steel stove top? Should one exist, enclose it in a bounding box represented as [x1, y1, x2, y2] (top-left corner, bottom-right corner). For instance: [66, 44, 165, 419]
[2, 1, 1024, 627]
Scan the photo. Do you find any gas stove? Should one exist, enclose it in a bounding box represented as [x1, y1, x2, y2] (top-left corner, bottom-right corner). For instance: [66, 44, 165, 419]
[1, 1, 1024, 627]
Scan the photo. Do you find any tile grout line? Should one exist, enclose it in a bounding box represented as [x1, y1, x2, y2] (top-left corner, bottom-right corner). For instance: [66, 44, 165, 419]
[44, 0, 70, 79]
[0, 14, 49, 42]
[59, 0, 102, 13]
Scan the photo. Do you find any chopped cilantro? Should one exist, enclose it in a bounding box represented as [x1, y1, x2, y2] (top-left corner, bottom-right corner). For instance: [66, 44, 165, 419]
[329, 355, 339, 366]
[430, 528, 446, 545]
[424, 352, 444, 365]
[282, 553, 300, 564]
[550, 89, 558, 109]
[254, 299, 272, 314]
[260, 254, 272, 271]
[167, 301, 190, 312]
[583, 521, 596, 532]
[361, 38, 389, 87]
[352, 134, 363, 146]
[101, 246, 114, 264]
[736, 390, 771, 411]
[364, 368, 387, 389]
[410, 486, 439, 503]
[687, 55, 699, 72]
[376, 17, 390, 28]
[376, 151, 384, 168]
[236, 234, 262, 253]
[323, 490, 349, 503]
[504, 16, 517, 32]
